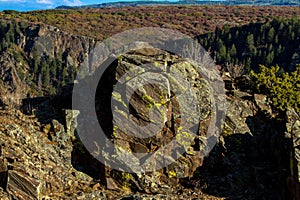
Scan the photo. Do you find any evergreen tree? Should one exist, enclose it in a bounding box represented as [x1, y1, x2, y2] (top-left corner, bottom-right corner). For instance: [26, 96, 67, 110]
[246, 34, 255, 52]
[218, 44, 226, 63]
[32, 48, 39, 76]
[267, 27, 275, 42]
[230, 44, 237, 58]
[62, 67, 68, 86]
[250, 64, 300, 114]
[55, 58, 62, 80]
[50, 59, 57, 79]
[41, 60, 50, 86]
[266, 51, 274, 65]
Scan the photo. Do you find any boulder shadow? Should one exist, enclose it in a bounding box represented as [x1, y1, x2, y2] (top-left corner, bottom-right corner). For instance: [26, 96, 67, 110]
[190, 110, 292, 199]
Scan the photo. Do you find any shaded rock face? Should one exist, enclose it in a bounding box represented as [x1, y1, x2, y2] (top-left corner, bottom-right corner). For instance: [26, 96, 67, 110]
[91, 48, 213, 192]
[27, 24, 96, 66]
[193, 91, 297, 199]
[285, 108, 300, 199]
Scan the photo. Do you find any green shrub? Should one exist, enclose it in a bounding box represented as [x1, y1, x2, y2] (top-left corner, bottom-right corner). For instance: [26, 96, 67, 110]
[250, 64, 300, 114]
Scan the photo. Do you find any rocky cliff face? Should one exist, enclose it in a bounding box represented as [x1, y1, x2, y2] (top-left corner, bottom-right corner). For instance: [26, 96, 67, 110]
[0, 21, 97, 107]
[285, 108, 300, 199]
[0, 48, 30, 108]
[195, 91, 292, 199]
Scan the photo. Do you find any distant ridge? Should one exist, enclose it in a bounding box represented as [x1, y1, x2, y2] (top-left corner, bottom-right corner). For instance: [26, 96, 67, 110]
[56, 1, 189, 9]
[56, 0, 300, 9]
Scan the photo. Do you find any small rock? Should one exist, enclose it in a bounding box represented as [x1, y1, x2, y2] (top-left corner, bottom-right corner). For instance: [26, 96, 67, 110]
[6, 170, 45, 200]
[254, 94, 272, 115]
[0, 158, 7, 189]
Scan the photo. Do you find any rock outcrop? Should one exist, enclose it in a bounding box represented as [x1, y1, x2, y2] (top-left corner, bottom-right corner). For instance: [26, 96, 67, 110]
[72, 46, 221, 193]
[0, 48, 30, 108]
[191, 90, 300, 199]
[285, 108, 300, 199]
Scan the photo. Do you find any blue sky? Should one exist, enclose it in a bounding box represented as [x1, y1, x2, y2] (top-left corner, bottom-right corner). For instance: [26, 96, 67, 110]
[0, 0, 163, 11]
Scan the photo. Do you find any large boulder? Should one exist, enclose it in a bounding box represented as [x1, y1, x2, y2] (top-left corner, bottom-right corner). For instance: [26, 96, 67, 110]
[74, 46, 222, 192]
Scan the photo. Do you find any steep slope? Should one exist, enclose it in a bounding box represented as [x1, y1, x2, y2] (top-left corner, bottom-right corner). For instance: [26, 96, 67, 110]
[0, 20, 96, 107]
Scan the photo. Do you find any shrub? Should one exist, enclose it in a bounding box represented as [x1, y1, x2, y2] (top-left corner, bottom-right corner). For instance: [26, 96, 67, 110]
[250, 64, 300, 114]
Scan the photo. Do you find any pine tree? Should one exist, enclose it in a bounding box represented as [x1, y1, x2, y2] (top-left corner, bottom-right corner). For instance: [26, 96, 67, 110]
[41, 60, 50, 87]
[62, 67, 68, 86]
[32, 48, 39, 76]
[226, 52, 231, 62]
[55, 58, 62, 80]
[218, 44, 226, 63]
[266, 51, 274, 65]
[50, 59, 57, 79]
[246, 34, 255, 53]
[274, 34, 279, 44]
[245, 57, 251, 73]
[267, 27, 275, 42]
[234, 30, 239, 39]
[230, 44, 237, 58]
[276, 45, 282, 57]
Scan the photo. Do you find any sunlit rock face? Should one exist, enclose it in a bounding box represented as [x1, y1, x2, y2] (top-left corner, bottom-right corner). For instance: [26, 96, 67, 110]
[92, 47, 214, 192]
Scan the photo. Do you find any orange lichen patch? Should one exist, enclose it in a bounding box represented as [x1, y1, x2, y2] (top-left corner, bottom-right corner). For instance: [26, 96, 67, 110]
[45, 141, 57, 145]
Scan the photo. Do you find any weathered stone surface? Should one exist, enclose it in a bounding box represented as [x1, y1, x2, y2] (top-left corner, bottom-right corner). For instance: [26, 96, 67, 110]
[6, 170, 45, 200]
[254, 94, 272, 116]
[0, 50, 30, 108]
[92, 47, 216, 192]
[118, 192, 226, 200]
[223, 94, 255, 136]
[65, 109, 80, 138]
[0, 109, 93, 199]
[285, 108, 300, 199]
[0, 159, 6, 172]
[191, 87, 299, 199]
[0, 23, 97, 108]
[0, 98, 7, 110]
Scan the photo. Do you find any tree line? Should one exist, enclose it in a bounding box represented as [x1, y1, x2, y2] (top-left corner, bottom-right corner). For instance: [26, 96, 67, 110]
[198, 15, 300, 72]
